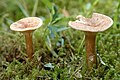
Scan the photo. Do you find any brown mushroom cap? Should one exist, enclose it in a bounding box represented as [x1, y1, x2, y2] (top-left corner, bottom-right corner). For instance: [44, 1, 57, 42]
[10, 17, 43, 32]
[69, 13, 113, 32]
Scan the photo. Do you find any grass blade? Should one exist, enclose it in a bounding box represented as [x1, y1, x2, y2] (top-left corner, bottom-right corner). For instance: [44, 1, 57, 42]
[16, 0, 29, 17]
[32, 0, 38, 16]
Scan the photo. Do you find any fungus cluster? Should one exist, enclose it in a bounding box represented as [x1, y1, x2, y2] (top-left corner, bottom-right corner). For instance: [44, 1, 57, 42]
[10, 17, 43, 59]
[69, 13, 113, 70]
[10, 13, 113, 70]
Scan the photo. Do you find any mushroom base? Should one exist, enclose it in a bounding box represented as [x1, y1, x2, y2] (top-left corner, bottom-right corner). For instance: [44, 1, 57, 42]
[85, 32, 97, 70]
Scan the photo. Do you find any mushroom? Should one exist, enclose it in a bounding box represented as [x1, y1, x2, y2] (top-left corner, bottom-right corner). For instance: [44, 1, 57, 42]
[10, 17, 43, 59]
[68, 13, 113, 70]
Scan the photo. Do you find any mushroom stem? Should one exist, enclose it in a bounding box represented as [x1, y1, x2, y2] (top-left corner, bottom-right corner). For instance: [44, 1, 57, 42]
[24, 31, 33, 59]
[85, 31, 97, 70]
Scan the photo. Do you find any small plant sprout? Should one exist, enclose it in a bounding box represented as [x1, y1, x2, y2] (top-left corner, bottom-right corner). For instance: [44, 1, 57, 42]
[69, 13, 113, 70]
[10, 17, 43, 59]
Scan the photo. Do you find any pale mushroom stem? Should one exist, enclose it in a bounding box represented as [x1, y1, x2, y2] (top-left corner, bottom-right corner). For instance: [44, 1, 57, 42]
[24, 31, 33, 59]
[85, 31, 97, 70]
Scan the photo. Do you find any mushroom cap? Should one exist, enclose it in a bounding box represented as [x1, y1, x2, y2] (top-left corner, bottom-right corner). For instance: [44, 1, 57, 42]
[68, 13, 113, 32]
[10, 17, 43, 32]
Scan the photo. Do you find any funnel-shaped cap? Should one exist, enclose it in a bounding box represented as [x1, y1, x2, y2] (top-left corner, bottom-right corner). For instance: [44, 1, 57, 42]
[69, 13, 113, 32]
[10, 17, 43, 32]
